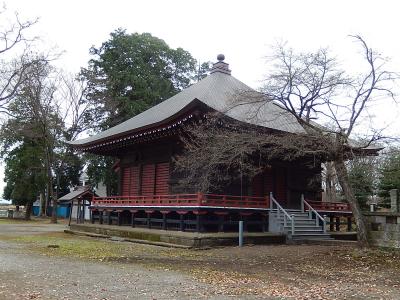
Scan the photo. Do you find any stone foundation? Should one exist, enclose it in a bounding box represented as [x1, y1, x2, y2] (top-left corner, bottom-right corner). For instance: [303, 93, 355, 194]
[365, 212, 400, 248]
[70, 223, 285, 248]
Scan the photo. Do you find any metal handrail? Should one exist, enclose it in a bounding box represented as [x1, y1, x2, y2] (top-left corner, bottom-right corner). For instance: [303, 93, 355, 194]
[301, 195, 327, 233]
[270, 192, 295, 235]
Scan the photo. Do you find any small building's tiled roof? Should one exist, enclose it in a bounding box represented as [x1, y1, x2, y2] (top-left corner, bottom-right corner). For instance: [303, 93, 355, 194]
[58, 186, 95, 202]
[68, 58, 306, 147]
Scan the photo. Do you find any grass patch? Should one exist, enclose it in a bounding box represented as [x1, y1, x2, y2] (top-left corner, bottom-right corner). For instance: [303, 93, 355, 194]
[0, 218, 40, 224]
[0, 218, 68, 225]
[11, 233, 132, 261]
[5, 231, 214, 271]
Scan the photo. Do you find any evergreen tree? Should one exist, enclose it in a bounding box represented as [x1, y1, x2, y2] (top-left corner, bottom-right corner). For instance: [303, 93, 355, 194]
[347, 157, 377, 210]
[3, 142, 47, 219]
[80, 29, 200, 193]
[378, 148, 400, 206]
[81, 29, 198, 129]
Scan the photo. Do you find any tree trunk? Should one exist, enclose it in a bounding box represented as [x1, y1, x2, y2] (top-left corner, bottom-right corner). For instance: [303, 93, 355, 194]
[50, 177, 57, 223]
[25, 201, 33, 220]
[325, 162, 337, 202]
[39, 192, 45, 216]
[334, 158, 369, 247]
[46, 148, 57, 224]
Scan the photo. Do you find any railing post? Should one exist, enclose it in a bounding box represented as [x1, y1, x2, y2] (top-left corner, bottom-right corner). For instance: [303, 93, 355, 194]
[284, 214, 287, 227]
[315, 212, 319, 226]
[300, 194, 304, 213]
[291, 214, 295, 236]
[238, 220, 244, 247]
[269, 192, 273, 210]
[308, 210, 312, 220]
[323, 215, 327, 233]
[197, 192, 203, 206]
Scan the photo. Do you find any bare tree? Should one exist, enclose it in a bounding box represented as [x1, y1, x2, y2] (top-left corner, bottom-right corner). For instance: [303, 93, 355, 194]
[57, 73, 90, 140]
[322, 162, 339, 202]
[176, 36, 397, 247]
[0, 6, 39, 114]
[1, 60, 88, 222]
[51, 73, 89, 220]
[175, 115, 331, 193]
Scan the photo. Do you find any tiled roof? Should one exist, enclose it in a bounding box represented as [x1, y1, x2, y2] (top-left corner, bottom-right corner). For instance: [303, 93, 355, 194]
[57, 186, 94, 201]
[68, 59, 305, 147]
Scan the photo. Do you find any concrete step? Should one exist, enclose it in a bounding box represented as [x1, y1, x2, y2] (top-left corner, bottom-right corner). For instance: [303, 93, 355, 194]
[272, 215, 311, 220]
[275, 218, 318, 224]
[283, 225, 323, 229]
[274, 216, 316, 221]
[290, 233, 333, 241]
[271, 210, 307, 214]
[287, 230, 325, 235]
[284, 227, 324, 232]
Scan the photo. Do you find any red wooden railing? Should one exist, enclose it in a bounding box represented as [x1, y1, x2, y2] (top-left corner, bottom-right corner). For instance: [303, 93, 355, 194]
[306, 200, 351, 212]
[91, 193, 269, 209]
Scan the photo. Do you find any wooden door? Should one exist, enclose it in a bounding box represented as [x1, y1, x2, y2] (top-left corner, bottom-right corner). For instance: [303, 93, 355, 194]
[264, 167, 274, 196]
[121, 166, 140, 196]
[129, 166, 140, 195]
[141, 164, 155, 195]
[155, 162, 170, 195]
[275, 167, 287, 206]
[121, 167, 131, 196]
[252, 173, 264, 197]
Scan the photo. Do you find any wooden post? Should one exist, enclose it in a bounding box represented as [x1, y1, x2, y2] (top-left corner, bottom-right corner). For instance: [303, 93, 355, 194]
[335, 216, 340, 231]
[218, 215, 224, 232]
[68, 201, 73, 226]
[330, 216, 334, 231]
[162, 213, 167, 230]
[262, 214, 267, 232]
[347, 216, 352, 232]
[117, 211, 121, 226]
[196, 214, 201, 232]
[89, 201, 92, 224]
[82, 200, 86, 224]
[197, 192, 203, 205]
[76, 200, 80, 224]
[90, 209, 94, 224]
[147, 213, 151, 229]
[108, 211, 112, 225]
[131, 211, 135, 228]
[179, 214, 184, 231]
[243, 216, 248, 232]
[99, 211, 103, 224]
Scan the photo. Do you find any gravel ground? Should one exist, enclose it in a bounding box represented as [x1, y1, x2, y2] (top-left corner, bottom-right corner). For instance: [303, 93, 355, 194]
[0, 244, 213, 300]
[1, 222, 400, 300]
[0, 222, 261, 300]
[0, 222, 66, 236]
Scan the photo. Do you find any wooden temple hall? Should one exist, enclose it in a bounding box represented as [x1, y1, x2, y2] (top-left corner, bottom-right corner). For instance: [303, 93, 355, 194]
[68, 55, 339, 234]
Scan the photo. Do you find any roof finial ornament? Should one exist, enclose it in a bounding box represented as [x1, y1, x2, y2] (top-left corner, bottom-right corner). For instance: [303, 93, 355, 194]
[210, 53, 231, 75]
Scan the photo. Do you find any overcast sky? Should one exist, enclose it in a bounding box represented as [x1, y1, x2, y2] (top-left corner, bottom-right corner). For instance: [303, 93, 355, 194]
[1, 0, 400, 194]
